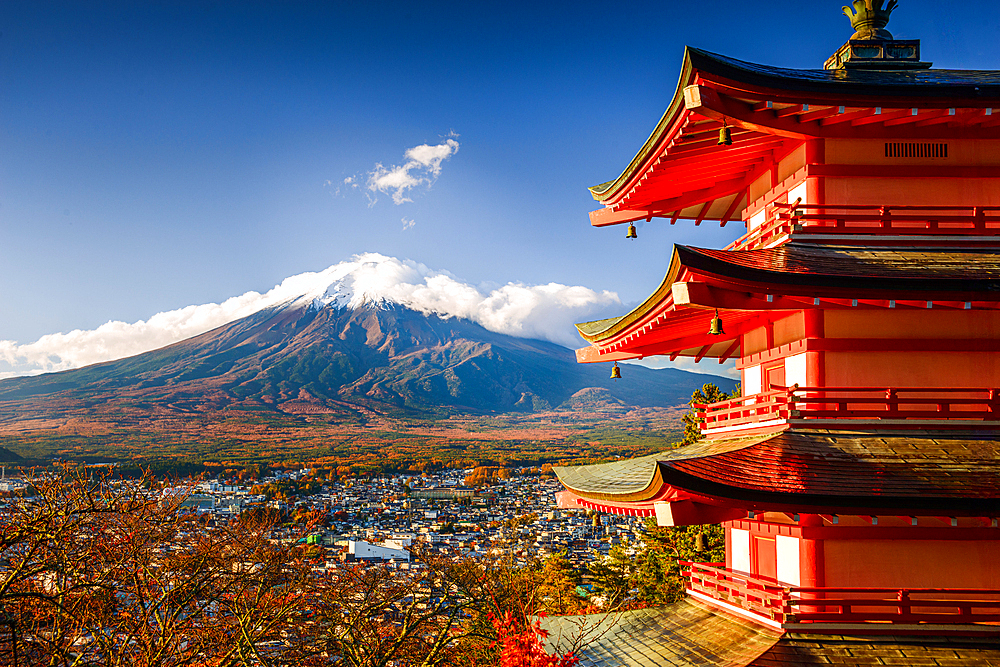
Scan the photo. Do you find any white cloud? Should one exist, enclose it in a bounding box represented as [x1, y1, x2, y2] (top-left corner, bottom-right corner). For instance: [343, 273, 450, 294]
[401, 217, 415, 231]
[367, 138, 459, 205]
[0, 253, 622, 378]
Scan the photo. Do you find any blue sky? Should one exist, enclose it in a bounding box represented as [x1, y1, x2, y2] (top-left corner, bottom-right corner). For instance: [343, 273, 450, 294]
[3, 1, 1000, 372]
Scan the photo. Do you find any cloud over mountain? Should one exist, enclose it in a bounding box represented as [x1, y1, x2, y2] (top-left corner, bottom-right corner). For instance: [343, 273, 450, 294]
[0, 254, 621, 378]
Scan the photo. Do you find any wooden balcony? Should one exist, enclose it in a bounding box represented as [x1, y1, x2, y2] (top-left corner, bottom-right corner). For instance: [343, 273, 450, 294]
[727, 202, 1000, 251]
[681, 561, 1000, 635]
[694, 385, 1000, 435]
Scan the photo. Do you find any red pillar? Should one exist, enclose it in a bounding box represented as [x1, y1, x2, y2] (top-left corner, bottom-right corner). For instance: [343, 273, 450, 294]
[800, 535, 825, 587]
[799, 515, 825, 613]
[804, 309, 825, 391]
[806, 139, 825, 206]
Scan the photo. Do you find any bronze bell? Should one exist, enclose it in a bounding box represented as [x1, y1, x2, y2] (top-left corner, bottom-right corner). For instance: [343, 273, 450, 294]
[626, 223, 637, 239]
[610, 362, 622, 380]
[708, 309, 724, 336]
[718, 124, 732, 146]
[694, 532, 705, 552]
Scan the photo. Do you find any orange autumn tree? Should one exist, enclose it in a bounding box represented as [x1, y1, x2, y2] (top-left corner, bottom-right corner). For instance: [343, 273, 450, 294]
[0, 466, 583, 666]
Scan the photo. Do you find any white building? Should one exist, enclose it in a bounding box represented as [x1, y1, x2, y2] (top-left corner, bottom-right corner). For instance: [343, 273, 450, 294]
[348, 540, 410, 562]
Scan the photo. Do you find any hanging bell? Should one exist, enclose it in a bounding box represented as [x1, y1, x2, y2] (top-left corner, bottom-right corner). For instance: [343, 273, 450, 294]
[718, 124, 733, 146]
[694, 532, 706, 552]
[708, 309, 724, 336]
[626, 223, 637, 239]
[610, 362, 622, 380]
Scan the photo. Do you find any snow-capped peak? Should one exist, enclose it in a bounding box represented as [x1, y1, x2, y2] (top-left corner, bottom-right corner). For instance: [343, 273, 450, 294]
[0, 253, 622, 378]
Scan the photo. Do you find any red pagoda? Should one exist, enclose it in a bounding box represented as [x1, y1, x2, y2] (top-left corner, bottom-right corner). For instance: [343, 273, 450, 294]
[545, 2, 1000, 664]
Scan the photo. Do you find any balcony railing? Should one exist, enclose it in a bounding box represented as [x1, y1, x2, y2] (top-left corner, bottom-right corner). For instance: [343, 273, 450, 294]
[681, 561, 1000, 631]
[728, 202, 1000, 251]
[693, 385, 1000, 433]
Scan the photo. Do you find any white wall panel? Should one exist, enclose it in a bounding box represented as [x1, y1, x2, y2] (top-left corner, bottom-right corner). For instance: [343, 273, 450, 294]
[732, 528, 751, 573]
[787, 180, 808, 207]
[785, 353, 807, 388]
[776, 535, 801, 586]
[744, 365, 762, 397]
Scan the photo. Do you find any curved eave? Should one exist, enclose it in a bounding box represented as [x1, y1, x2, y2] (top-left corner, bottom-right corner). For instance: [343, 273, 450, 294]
[577, 244, 1000, 348]
[588, 48, 697, 203]
[688, 48, 1000, 102]
[657, 465, 1000, 514]
[575, 246, 684, 343]
[553, 436, 763, 503]
[555, 430, 1000, 515]
[681, 245, 1000, 294]
[553, 453, 663, 502]
[588, 47, 1000, 210]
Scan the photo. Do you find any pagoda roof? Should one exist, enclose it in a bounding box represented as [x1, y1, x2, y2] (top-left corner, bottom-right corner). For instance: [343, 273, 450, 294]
[540, 600, 1000, 667]
[554, 429, 1000, 514]
[539, 598, 780, 667]
[681, 49, 1000, 102]
[591, 47, 1000, 228]
[574, 244, 1000, 361]
[675, 243, 1000, 292]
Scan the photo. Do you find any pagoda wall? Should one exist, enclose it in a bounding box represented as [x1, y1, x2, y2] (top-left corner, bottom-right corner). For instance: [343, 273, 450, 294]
[742, 139, 1000, 230]
[815, 138, 1000, 209]
[823, 310, 1000, 389]
[740, 312, 814, 393]
[726, 519, 1000, 590]
[740, 310, 1000, 392]
[826, 139, 1000, 167]
[824, 177, 1000, 207]
[823, 539, 1000, 589]
[824, 351, 1000, 388]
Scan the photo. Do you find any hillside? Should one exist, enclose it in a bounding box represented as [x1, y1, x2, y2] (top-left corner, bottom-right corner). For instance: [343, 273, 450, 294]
[0, 302, 736, 468]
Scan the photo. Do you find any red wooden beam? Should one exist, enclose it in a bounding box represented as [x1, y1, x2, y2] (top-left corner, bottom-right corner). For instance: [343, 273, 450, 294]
[607, 313, 773, 361]
[882, 108, 923, 126]
[913, 109, 956, 127]
[669, 134, 787, 158]
[851, 108, 914, 126]
[673, 124, 756, 146]
[820, 107, 878, 126]
[683, 84, 816, 139]
[719, 193, 745, 227]
[688, 84, 1000, 139]
[671, 282, 816, 311]
[719, 339, 741, 363]
[649, 142, 783, 176]
[589, 206, 658, 227]
[797, 106, 843, 123]
[694, 201, 713, 226]
[638, 177, 751, 220]
[774, 103, 807, 118]
[652, 156, 767, 184]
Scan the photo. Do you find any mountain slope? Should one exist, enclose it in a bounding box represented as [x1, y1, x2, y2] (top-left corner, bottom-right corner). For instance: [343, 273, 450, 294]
[0, 302, 735, 424]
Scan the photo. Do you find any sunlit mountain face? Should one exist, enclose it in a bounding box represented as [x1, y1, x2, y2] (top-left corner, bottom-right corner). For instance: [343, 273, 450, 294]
[0, 253, 623, 379]
[0, 298, 735, 420]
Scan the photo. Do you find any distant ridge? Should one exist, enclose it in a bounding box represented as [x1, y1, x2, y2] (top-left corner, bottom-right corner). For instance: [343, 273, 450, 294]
[0, 301, 735, 416]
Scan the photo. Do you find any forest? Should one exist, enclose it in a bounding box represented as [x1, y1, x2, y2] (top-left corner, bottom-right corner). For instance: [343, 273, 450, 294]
[0, 464, 720, 667]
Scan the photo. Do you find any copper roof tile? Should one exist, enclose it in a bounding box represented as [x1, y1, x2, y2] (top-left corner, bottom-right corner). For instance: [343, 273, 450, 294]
[538, 599, 780, 667]
[557, 430, 1000, 513]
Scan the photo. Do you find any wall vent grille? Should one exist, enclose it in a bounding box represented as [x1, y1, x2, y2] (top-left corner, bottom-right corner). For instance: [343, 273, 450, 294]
[885, 142, 948, 158]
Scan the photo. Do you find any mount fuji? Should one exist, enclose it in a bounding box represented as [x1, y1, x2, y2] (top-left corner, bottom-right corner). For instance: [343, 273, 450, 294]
[0, 255, 736, 461]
